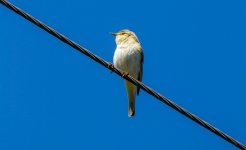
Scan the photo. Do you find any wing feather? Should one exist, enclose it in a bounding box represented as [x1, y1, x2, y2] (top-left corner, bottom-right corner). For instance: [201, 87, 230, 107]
[137, 48, 144, 95]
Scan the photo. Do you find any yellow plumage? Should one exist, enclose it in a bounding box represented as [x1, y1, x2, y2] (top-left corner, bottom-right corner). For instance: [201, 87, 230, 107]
[112, 29, 144, 117]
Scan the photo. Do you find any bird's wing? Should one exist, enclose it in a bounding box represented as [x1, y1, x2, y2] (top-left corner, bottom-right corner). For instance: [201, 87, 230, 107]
[137, 47, 144, 95]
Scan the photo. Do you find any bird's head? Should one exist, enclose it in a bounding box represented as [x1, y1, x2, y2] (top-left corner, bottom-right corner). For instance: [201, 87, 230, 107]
[111, 29, 139, 45]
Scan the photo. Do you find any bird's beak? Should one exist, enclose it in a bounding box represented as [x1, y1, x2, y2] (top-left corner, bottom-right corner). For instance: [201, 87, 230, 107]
[110, 32, 117, 36]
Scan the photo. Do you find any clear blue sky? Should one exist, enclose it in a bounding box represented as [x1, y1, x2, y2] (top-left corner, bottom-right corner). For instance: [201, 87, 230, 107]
[0, 0, 245, 150]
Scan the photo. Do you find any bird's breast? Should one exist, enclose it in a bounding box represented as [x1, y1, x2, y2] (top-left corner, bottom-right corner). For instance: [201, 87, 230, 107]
[113, 45, 141, 78]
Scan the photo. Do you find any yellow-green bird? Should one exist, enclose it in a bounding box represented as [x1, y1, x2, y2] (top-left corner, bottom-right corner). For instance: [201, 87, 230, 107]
[111, 29, 144, 117]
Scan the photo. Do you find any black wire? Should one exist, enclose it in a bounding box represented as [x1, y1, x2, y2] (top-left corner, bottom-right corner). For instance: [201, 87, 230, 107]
[0, 0, 245, 149]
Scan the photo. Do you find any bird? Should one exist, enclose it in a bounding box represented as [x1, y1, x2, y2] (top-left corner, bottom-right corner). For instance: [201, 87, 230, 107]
[111, 29, 144, 117]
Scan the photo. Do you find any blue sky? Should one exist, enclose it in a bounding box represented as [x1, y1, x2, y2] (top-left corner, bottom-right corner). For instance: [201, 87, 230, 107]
[0, 0, 245, 150]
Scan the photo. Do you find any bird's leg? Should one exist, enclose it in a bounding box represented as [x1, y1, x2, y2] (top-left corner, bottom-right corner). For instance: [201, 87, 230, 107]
[107, 62, 114, 73]
[121, 71, 129, 78]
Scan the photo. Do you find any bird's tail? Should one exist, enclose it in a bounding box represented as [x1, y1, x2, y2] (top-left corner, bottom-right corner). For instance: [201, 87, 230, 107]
[125, 81, 136, 117]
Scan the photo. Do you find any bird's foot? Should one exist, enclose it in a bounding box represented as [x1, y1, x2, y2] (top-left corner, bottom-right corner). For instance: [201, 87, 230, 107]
[107, 63, 114, 73]
[121, 71, 129, 78]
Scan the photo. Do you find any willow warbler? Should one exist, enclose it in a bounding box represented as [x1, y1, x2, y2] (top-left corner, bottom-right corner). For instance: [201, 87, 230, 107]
[111, 29, 144, 117]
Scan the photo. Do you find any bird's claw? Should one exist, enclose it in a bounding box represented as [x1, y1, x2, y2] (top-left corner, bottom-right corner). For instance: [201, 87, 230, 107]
[121, 71, 129, 78]
[108, 63, 114, 73]
[108, 63, 114, 69]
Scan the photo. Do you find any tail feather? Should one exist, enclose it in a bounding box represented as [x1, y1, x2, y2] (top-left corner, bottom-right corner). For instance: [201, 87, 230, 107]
[125, 81, 136, 117]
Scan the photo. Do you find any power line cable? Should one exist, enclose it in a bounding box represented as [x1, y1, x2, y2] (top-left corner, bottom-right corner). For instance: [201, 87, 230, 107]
[0, 0, 245, 149]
